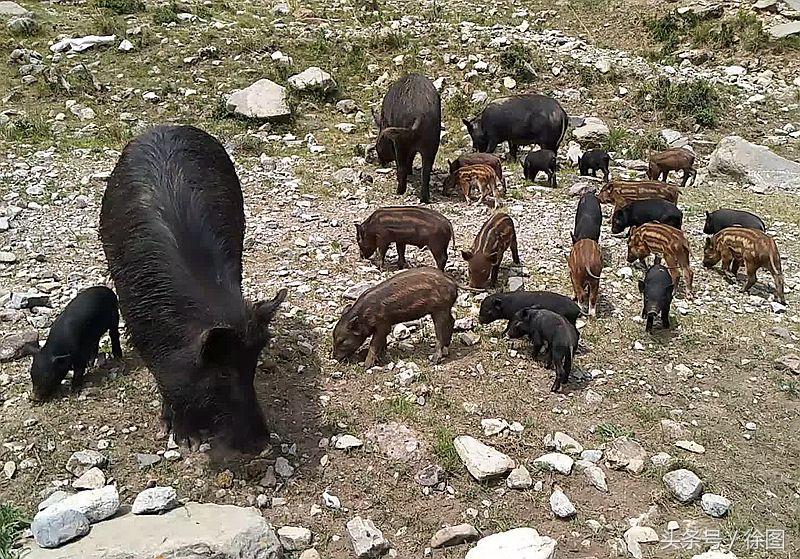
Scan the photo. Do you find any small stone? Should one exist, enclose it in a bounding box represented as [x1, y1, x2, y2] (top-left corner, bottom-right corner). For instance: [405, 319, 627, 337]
[300, 551, 321, 559]
[507, 277, 524, 292]
[31, 508, 90, 548]
[334, 434, 364, 450]
[288, 67, 336, 93]
[700, 493, 731, 517]
[533, 452, 573, 475]
[584, 389, 603, 405]
[278, 526, 313, 551]
[163, 449, 181, 462]
[506, 465, 533, 489]
[336, 99, 358, 114]
[0, 251, 16, 263]
[605, 437, 646, 473]
[227, 78, 290, 121]
[415, 465, 445, 487]
[118, 39, 134, 51]
[745, 422, 757, 431]
[663, 469, 703, 503]
[584, 465, 608, 492]
[503, 76, 516, 89]
[136, 453, 161, 469]
[131, 486, 179, 514]
[453, 436, 514, 481]
[430, 523, 480, 548]
[66, 450, 107, 477]
[72, 467, 105, 490]
[275, 457, 294, 478]
[580, 449, 602, 463]
[549, 487, 576, 518]
[344, 282, 373, 300]
[459, 332, 480, 346]
[543, 432, 583, 454]
[650, 452, 671, 467]
[775, 354, 800, 374]
[322, 490, 341, 510]
[347, 516, 389, 558]
[660, 419, 689, 441]
[623, 526, 659, 559]
[481, 418, 509, 436]
[675, 440, 705, 454]
[3, 460, 15, 479]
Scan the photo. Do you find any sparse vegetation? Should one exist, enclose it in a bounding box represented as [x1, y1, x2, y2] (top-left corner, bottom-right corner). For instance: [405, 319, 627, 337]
[92, 0, 145, 15]
[595, 423, 634, 441]
[635, 77, 722, 127]
[151, 2, 179, 24]
[499, 43, 544, 82]
[0, 505, 28, 559]
[433, 427, 461, 474]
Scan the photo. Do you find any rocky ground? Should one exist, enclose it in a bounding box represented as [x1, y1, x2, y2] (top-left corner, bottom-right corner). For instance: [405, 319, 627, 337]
[1, 0, 800, 557]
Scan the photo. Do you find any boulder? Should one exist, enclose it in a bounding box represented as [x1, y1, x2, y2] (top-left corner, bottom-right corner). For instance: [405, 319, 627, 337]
[226, 79, 291, 121]
[453, 436, 515, 481]
[0, 330, 39, 362]
[0, 1, 28, 16]
[33, 486, 119, 525]
[430, 524, 480, 548]
[288, 67, 336, 93]
[131, 486, 179, 515]
[346, 516, 389, 559]
[572, 117, 610, 147]
[707, 136, 800, 191]
[25, 502, 282, 559]
[31, 508, 90, 549]
[465, 527, 556, 559]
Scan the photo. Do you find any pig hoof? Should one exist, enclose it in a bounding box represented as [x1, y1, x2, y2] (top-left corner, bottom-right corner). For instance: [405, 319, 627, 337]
[441, 346, 450, 357]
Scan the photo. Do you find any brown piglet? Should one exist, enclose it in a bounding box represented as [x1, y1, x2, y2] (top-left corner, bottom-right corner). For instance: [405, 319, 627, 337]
[647, 148, 697, 187]
[450, 164, 502, 208]
[568, 239, 602, 317]
[332, 267, 458, 368]
[462, 212, 520, 289]
[356, 206, 453, 271]
[596, 180, 680, 210]
[627, 223, 694, 297]
[448, 153, 505, 188]
[703, 227, 785, 304]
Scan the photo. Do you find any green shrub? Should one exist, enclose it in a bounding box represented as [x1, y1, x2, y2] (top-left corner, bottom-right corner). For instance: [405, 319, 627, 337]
[0, 504, 28, 559]
[499, 43, 543, 82]
[151, 2, 178, 24]
[92, 0, 144, 14]
[635, 77, 722, 127]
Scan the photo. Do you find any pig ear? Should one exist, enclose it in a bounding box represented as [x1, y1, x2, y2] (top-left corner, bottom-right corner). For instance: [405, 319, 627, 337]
[462, 118, 473, 132]
[255, 288, 288, 324]
[347, 315, 365, 335]
[198, 327, 241, 366]
[461, 249, 473, 261]
[638, 279, 645, 293]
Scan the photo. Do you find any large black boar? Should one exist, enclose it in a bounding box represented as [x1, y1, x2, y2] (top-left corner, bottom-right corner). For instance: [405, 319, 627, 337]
[100, 125, 287, 452]
[373, 74, 441, 203]
[463, 94, 568, 160]
[30, 286, 122, 401]
[703, 209, 765, 235]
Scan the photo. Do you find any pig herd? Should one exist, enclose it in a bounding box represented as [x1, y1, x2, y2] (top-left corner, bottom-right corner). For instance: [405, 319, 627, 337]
[25, 73, 788, 453]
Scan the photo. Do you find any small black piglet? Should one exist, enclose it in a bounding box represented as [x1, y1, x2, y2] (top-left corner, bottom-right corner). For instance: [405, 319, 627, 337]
[578, 149, 610, 181]
[611, 199, 683, 234]
[522, 149, 557, 187]
[506, 307, 579, 392]
[572, 191, 602, 244]
[638, 263, 673, 333]
[479, 291, 582, 327]
[30, 286, 122, 401]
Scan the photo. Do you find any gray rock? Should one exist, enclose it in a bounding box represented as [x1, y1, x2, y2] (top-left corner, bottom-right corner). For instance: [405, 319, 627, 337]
[572, 117, 609, 147]
[548, 488, 576, 518]
[31, 508, 90, 549]
[275, 457, 294, 478]
[508, 276, 525, 291]
[288, 67, 336, 93]
[72, 467, 105, 491]
[543, 432, 583, 454]
[663, 469, 703, 503]
[506, 465, 532, 489]
[481, 418, 509, 436]
[700, 493, 731, 517]
[453, 436, 515, 481]
[465, 527, 556, 559]
[605, 437, 646, 473]
[430, 524, 480, 548]
[334, 434, 363, 450]
[131, 486, 179, 515]
[533, 452, 573, 475]
[33, 485, 119, 526]
[650, 452, 672, 467]
[66, 450, 107, 477]
[415, 464, 445, 487]
[10, 291, 50, 309]
[344, 282, 373, 300]
[365, 422, 424, 461]
[660, 419, 689, 441]
[580, 449, 602, 463]
[346, 516, 389, 559]
[708, 136, 800, 191]
[775, 353, 800, 374]
[135, 454, 161, 469]
[3, 460, 15, 479]
[278, 526, 312, 551]
[675, 440, 705, 454]
[25, 502, 282, 559]
[0, 330, 39, 362]
[769, 21, 800, 39]
[677, 3, 723, 19]
[226, 79, 291, 121]
[332, 167, 360, 184]
[336, 99, 358, 114]
[299, 551, 320, 559]
[38, 491, 69, 511]
[0, 1, 27, 16]
[584, 465, 608, 492]
[660, 129, 688, 148]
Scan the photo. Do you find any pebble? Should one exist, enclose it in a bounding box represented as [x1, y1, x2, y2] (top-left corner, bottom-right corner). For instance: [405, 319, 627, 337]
[131, 486, 179, 514]
[700, 493, 731, 517]
[136, 453, 161, 469]
[506, 465, 532, 489]
[549, 487, 576, 518]
[275, 456, 294, 478]
[3, 460, 15, 479]
[346, 516, 389, 559]
[415, 464, 445, 487]
[675, 440, 706, 454]
[334, 434, 364, 450]
[163, 450, 181, 462]
[322, 490, 341, 510]
[481, 418, 509, 436]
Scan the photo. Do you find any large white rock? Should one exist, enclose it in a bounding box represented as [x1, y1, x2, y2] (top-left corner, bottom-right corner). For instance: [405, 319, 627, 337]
[453, 436, 515, 481]
[226, 79, 291, 121]
[543, 432, 583, 454]
[31, 508, 90, 549]
[707, 136, 800, 191]
[288, 67, 336, 93]
[25, 502, 282, 559]
[701, 493, 732, 517]
[572, 117, 610, 147]
[34, 486, 119, 525]
[346, 516, 389, 558]
[533, 452, 573, 475]
[0, 1, 28, 16]
[131, 486, 179, 515]
[465, 527, 556, 559]
[549, 488, 576, 518]
[769, 21, 800, 39]
[663, 469, 703, 503]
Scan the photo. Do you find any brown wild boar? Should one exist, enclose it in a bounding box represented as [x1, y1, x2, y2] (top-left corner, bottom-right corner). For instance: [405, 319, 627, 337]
[449, 164, 502, 208]
[627, 223, 693, 297]
[462, 212, 521, 289]
[448, 153, 505, 188]
[596, 180, 680, 210]
[703, 227, 785, 304]
[356, 206, 453, 271]
[332, 267, 458, 368]
[647, 148, 697, 187]
[568, 239, 602, 317]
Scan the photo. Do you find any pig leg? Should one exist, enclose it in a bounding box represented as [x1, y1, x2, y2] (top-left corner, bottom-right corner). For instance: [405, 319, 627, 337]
[683, 265, 694, 298]
[510, 235, 521, 265]
[432, 247, 447, 271]
[376, 241, 390, 270]
[396, 243, 407, 269]
[588, 280, 598, 317]
[771, 268, 786, 304]
[742, 259, 759, 293]
[431, 310, 454, 363]
[364, 328, 389, 369]
[420, 156, 433, 204]
[490, 263, 500, 287]
[661, 306, 670, 329]
[71, 364, 86, 394]
[109, 325, 123, 358]
[508, 141, 518, 161]
[156, 399, 173, 440]
[395, 151, 413, 195]
[731, 259, 742, 278]
[645, 313, 654, 333]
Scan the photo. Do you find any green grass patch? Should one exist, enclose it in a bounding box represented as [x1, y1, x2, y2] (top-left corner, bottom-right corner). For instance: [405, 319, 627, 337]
[635, 77, 722, 127]
[381, 396, 417, 420]
[499, 43, 544, 82]
[595, 423, 634, 441]
[92, 0, 144, 14]
[0, 505, 28, 559]
[433, 427, 462, 474]
[151, 2, 178, 24]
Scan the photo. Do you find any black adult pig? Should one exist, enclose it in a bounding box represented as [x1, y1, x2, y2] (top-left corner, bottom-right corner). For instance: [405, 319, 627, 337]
[506, 307, 579, 392]
[30, 286, 122, 401]
[578, 149, 610, 181]
[572, 191, 602, 244]
[100, 125, 287, 452]
[479, 291, 582, 327]
[373, 74, 441, 203]
[703, 209, 766, 235]
[611, 199, 683, 234]
[638, 263, 674, 333]
[463, 94, 568, 160]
